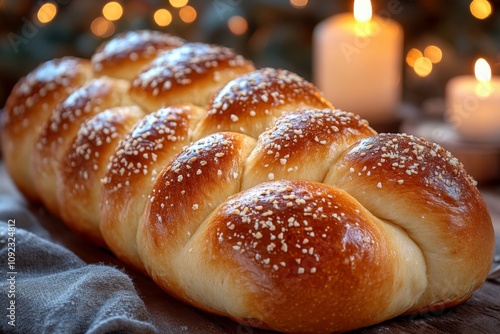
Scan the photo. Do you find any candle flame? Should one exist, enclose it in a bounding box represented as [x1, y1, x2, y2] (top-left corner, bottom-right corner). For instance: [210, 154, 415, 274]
[354, 0, 372, 23]
[474, 58, 491, 82]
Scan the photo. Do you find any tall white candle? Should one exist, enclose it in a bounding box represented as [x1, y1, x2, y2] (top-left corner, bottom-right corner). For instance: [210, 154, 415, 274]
[445, 58, 500, 143]
[313, 0, 403, 123]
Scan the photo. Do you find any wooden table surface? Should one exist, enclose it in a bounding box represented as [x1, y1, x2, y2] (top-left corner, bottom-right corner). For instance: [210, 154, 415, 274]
[1, 162, 499, 334]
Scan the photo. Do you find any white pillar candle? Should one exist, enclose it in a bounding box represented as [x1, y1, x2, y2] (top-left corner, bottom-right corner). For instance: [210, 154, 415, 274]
[313, 0, 403, 123]
[445, 58, 500, 143]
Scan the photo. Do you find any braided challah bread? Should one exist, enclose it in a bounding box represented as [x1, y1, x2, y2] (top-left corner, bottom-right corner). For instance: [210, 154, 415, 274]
[0, 30, 495, 333]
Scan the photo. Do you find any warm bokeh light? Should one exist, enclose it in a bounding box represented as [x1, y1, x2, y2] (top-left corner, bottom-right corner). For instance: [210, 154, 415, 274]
[414, 57, 433, 77]
[170, 0, 189, 8]
[228, 16, 248, 35]
[37, 2, 58, 24]
[179, 5, 197, 23]
[470, 0, 492, 19]
[102, 1, 123, 21]
[290, 0, 308, 9]
[154, 9, 173, 27]
[406, 48, 423, 68]
[354, 0, 372, 22]
[475, 58, 492, 82]
[90, 17, 115, 38]
[424, 45, 443, 64]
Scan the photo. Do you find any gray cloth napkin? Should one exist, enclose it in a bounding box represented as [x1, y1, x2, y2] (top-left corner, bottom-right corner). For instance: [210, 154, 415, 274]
[0, 221, 158, 334]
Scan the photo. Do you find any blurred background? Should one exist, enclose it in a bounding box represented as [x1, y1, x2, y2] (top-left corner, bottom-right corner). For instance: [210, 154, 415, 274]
[0, 0, 499, 110]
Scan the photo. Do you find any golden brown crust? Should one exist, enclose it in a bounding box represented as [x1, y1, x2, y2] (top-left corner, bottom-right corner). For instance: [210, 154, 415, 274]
[101, 104, 205, 272]
[32, 76, 132, 216]
[58, 106, 145, 247]
[138, 132, 256, 298]
[192, 68, 334, 140]
[324, 133, 495, 312]
[142, 180, 426, 333]
[203, 181, 397, 332]
[92, 30, 185, 80]
[1, 57, 92, 201]
[242, 108, 377, 190]
[130, 43, 255, 111]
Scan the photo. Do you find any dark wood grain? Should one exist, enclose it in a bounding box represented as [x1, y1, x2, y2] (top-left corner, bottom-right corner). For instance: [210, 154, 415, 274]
[1, 163, 499, 334]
